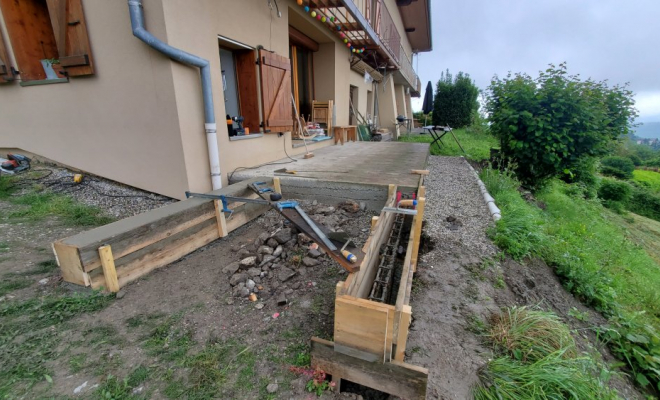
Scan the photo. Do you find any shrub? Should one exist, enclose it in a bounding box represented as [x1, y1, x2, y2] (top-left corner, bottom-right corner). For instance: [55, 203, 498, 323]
[600, 156, 635, 179]
[598, 179, 632, 202]
[432, 70, 480, 129]
[628, 186, 660, 222]
[487, 63, 637, 188]
[489, 307, 576, 362]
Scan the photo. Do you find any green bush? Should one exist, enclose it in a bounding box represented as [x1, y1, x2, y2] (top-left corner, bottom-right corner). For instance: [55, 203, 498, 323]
[628, 186, 660, 222]
[597, 179, 632, 204]
[600, 156, 635, 179]
[486, 63, 637, 188]
[433, 70, 480, 129]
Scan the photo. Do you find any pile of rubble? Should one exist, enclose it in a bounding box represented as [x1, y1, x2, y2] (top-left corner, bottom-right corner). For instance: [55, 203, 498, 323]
[222, 200, 371, 305]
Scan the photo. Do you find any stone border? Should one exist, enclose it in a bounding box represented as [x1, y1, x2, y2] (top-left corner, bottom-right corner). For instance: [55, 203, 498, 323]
[462, 157, 501, 221]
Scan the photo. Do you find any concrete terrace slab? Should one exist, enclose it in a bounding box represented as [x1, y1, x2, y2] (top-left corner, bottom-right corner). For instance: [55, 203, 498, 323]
[230, 142, 430, 210]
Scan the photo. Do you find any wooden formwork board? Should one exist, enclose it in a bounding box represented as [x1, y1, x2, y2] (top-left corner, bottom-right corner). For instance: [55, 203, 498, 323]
[52, 177, 273, 290]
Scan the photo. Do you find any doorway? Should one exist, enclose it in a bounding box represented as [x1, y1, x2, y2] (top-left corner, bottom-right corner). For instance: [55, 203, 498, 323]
[349, 85, 358, 125]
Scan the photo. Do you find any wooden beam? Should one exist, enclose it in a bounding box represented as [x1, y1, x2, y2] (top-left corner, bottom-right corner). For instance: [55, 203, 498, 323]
[213, 200, 228, 238]
[411, 169, 429, 175]
[411, 196, 425, 271]
[311, 337, 428, 400]
[98, 245, 119, 293]
[370, 216, 379, 232]
[394, 305, 412, 361]
[273, 177, 281, 194]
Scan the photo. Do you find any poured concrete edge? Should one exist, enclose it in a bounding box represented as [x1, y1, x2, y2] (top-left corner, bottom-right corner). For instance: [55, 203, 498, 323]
[461, 157, 501, 221]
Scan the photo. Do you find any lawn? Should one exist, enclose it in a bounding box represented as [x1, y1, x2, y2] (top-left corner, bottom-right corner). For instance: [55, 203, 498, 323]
[633, 169, 660, 194]
[398, 127, 498, 161]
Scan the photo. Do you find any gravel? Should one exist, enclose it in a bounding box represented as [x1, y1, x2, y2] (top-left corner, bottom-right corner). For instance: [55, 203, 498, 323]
[12, 163, 173, 219]
[423, 156, 498, 259]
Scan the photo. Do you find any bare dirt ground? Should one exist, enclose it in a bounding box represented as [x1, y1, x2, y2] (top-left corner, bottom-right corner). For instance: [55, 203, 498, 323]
[0, 157, 646, 399]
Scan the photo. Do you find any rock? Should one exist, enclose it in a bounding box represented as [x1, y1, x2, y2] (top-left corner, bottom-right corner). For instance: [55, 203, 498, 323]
[260, 255, 276, 267]
[292, 282, 302, 290]
[240, 257, 257, 267]
[266, 238, 279, 248]
[258, 245, 273, 255]
[272, 228, 293, 244]
[230, 273, 248, 286]
[266, 383, 279, 393]
[271, 263, 281, 269]
[298, 267, 308, 277]
[254, 276, 262, 284]
[222, 261, 240, 275]
[298, 233, 313, 245]
[260, 272, 267, 278]
[226, 298, 234, 305]
[116, 290, 127, 299]
[277, 293, 288, 306]
[257, 232, 270, 245]
[307, 249, 321, 258]
[273, 245, 283, 258]
[38, 278, 49, 285]
[261, 264, 271, 271]
[359, 201, 367, 211]
[284, 289, 294, 295]
[278, 267, 296, 282]
[340, 200, 360, 213]
[234, 286, 250, 297]
[284, 238, 297, 249]
[302, 257, 320, 267]
[247, 268, 261, 277]
[317, 206, 335, 215]
[237, 248, 251, 259]
[249, 293, 258, 302]
[73, 381, 88, 394]
[312, 200, 318, 206]
[255, 303, 264, 310]
[246, 279, 256, 290]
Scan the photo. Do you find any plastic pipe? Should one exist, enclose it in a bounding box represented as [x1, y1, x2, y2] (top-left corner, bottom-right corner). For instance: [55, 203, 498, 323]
[128, 0, 222, 190]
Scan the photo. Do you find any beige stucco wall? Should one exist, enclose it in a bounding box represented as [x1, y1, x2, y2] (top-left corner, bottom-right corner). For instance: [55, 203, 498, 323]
[0, 0, 189, 199]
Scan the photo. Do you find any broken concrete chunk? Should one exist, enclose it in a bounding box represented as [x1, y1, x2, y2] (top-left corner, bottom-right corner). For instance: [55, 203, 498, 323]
[230, 273, 248, 286]
[260, 255, 276, 267]
[237, 248, 251, 259]
[246, 279, 256, 290]
[257, 232, 270, 245]
[273, 245, 283, 258]
[277, 293, 288, 306]
[222, 261, 240, 275]
[272, 228, 293, 244]
[247, 268, 261, 277]
[307, 249, 321, 259]
[240, 257, 257, 267]
[316, 206, 335, 215]
[278, 267, 296, 282]
[266, 383, 278, 393]
[266, 238, 279, 248]
[258, 245, 273, 255]
[302, 257, 320, 267]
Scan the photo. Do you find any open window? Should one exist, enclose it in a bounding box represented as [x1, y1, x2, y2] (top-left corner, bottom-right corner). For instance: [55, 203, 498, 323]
[0, 0, 94, 84]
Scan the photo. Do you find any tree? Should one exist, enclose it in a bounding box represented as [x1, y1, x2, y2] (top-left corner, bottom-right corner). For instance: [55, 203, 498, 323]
[600, 156, 635, 179]
[486, 63, 637, 187]
[432, 70, 479, 128]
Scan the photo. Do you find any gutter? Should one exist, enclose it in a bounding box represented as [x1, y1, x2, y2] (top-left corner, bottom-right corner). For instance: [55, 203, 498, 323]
[127, 0, 222, 190]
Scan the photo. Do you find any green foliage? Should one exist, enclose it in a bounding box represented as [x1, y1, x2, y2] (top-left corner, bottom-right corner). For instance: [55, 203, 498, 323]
[473, 351, 618, 400]
[487, 63, 637, 187]
[615, 139, 659, 166]
[94, 366, 150, 400]
[489, 307, 576, 363]
[432, 70, 480, 129]
[628, 186, 660, 222]
[600, 156, 635, 179]
[8, 192, 114, 226]
[398, 128, 497, 161]
[0, 175, 16, 199]
[598, 179, 632, 212]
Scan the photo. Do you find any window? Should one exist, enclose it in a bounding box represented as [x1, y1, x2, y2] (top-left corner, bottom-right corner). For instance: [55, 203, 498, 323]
[218, 36, 293, 137]
[0, 0, 94, 84]
[289, 26, 318, 119]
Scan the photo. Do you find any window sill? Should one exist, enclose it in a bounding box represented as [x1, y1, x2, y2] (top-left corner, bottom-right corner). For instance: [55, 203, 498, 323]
[20, 78, 69, 87]
[229, 133, 263, 141]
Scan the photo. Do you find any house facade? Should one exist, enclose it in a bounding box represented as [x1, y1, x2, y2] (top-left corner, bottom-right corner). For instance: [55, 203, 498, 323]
[0, 0, 431, 199]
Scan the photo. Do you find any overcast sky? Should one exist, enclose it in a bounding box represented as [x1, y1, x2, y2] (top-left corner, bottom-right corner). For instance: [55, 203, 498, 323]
[412, 0, 660, 122]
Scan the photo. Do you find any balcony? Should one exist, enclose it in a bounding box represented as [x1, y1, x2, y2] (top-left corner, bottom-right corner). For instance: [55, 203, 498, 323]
[398, 44, 420, 96]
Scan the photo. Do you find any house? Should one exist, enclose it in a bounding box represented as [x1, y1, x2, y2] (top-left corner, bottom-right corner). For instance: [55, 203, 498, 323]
[0, 0, 432, 199]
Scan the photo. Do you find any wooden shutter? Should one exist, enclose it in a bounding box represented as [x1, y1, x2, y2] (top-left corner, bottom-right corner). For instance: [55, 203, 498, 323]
[46, 0, 94, 76]
[0, 28, 13, 82]
[235, 50, 261, 134]
[258, 49, 294, 133]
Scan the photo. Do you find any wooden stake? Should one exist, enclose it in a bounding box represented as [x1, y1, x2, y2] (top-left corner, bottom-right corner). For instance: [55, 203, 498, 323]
[273, 177, 282, 194]
[213, 200, 228, 238]
[394, 306, 412, 362]
[411, 196, 426, 272]
[371, 216, 379, 232]
[98, 245, 120, 293]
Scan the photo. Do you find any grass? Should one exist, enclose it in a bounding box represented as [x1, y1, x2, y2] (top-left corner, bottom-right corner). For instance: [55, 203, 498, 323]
[474, 307, 617, 399]
[8, 192, 114, 226]
[613, 212, 660, 265]
[633, 169, 660, 194]
[481, 167, 660, 390]
[398, 127, 498, 161]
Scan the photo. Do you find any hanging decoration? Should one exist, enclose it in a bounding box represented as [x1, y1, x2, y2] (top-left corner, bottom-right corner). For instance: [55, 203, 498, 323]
[296, 1, 366, 54]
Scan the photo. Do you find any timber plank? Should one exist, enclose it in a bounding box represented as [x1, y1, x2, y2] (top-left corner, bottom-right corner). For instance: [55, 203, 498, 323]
[311, 338, 428, 400]
[98, 245, 119, 293]
[52, 241, 88, 286]
[335, 296, 390, 361]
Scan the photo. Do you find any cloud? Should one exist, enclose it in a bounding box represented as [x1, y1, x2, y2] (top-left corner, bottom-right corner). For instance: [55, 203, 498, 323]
[413, 0, 660, 117]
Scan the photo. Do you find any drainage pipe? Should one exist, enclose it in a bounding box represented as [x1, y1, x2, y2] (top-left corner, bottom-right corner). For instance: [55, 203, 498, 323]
[128, 0, 222, 190]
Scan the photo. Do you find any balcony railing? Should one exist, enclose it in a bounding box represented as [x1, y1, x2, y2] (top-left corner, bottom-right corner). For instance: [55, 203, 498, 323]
[398, 45, 417, 90]
[352, 0, 401, 64]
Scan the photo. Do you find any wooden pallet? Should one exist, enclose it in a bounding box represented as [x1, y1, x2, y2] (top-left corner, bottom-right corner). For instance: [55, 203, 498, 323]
[52, 177, 277, 291]
[311, 173, 428, 398]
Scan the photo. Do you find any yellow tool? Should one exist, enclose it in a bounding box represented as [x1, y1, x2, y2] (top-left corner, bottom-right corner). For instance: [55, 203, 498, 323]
[73, 174, 83, 184]
[340, 239, 357, 264]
